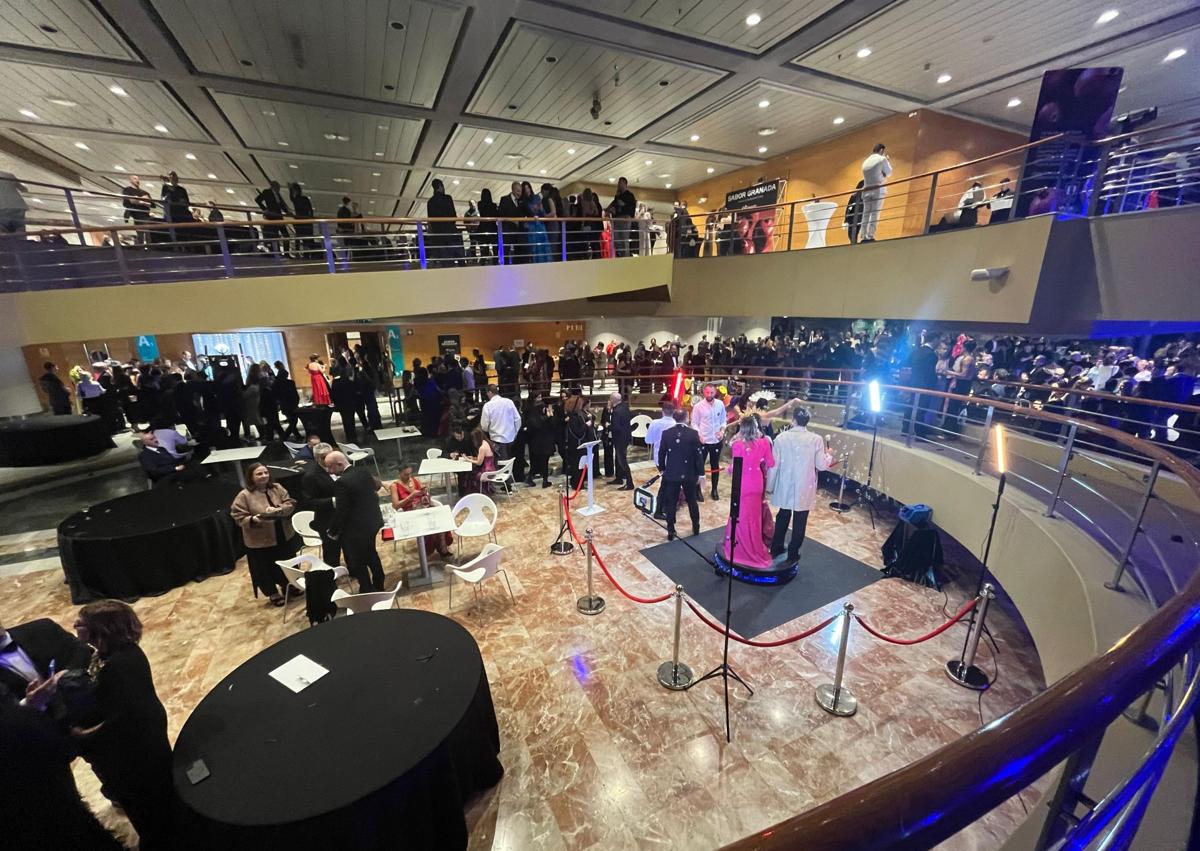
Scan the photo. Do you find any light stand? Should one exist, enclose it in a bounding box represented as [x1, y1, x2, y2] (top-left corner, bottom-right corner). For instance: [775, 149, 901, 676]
[687, 456, 752, 742]
[947, 424, 1007, 690]
[848, 380, 882, 529]
[829, 449, 852, 513]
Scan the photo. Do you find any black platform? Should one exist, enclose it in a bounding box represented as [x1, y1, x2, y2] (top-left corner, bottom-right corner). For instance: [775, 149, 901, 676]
[0, 414, 114, 467]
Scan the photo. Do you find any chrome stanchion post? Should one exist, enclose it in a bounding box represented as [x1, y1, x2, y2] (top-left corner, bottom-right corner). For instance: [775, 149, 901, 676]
[577, 528, 605, 615]
[1045, 423, 1077, 518]
[658, 585, 694, 690]
[829, 452, 851, 512]
[1106, 460, 1160, 591]
[550, 483, 575, 556]
[946, 584, 995, 690]
[816, 603, 857, 716]
[973, 406, 994, 475]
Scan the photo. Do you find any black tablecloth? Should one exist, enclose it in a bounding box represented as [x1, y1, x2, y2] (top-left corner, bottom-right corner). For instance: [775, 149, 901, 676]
[296, 405, 334, 443]
[0, 414, 115, 466]
[172, 610, 503, 850]
[57, 480, 244, 603]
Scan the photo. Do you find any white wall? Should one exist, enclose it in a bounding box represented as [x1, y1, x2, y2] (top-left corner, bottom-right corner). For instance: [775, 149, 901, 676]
[583, 316, 772, 350]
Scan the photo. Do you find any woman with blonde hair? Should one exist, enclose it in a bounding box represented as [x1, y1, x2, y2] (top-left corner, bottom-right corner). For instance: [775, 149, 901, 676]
[721, 413, 776, 569]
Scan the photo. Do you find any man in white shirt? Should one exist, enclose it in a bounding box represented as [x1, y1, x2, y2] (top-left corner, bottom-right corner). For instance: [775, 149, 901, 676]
[644, 399, 676, 464]
[766, 407, 834, 564]
[860, 143, 892, 242]
[479, 384, 521, 461]
[690, 383, 727, 500]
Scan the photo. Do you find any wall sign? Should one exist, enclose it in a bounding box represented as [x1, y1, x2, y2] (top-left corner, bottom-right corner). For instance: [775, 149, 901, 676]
[135, 335, 160, 361]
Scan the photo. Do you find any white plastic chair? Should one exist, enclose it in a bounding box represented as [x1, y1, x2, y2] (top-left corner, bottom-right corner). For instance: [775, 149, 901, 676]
[481, 457, 516, 495]
[449, 543, 513, 610]
[450, 493, 498, 558]
[283, 441, 307, 459]
[276, 555, 349, 623]
[630, 414, 654, 457]
[341, 442, 381, 478]
[426, 448, 443, 459]
[334, 578, 404, 615]
[290, 510, 323, 553]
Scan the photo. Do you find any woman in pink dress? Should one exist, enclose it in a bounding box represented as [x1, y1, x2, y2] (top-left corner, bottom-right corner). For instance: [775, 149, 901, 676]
[722, 414, 776, 569]
[306, 354, 331, 406]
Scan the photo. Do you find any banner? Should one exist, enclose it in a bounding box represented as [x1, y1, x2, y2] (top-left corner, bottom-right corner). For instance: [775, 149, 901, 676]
[135, 335, 160, 361]
[438, 334, 461, 356]
[723, 179, 784, 254]
[1015, 67, 1123, 218]
[386, 325, 405, 376]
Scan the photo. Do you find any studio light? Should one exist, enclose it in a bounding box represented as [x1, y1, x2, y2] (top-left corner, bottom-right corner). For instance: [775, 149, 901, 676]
[994, 424, 1007, 474]
[868, 379, 882, 414]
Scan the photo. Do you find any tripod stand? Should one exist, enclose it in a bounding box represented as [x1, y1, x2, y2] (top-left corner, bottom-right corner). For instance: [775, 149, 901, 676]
[947, 471, 1006, 689]
[687, 456, 752, 742]
[847, 413, 880, 529]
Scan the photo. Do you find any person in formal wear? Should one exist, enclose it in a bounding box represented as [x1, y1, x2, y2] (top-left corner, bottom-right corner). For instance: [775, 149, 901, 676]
[241, 364, 267, 442]
[462, 427, 497, 494]
[300, 442, 341, 567]
[721, 415, 776, 568]
[989, 176, 1015, 223]
[325, 451, 386, 592]
[77, 368, 106, 417]
[690, 382, 727, 501]
[522, 394, 557, 488]
[645, 398, 676, 465]
[606, 391, 634, 489]
[498, 180, 525, 263]
[230, 462, 299, 605]
[72, 600, 175, 849]
[859, 143, 892, 242]
[525, 191, 552, 263]
[658, 409, 703, 540]
[255, 179, 291, 256]
[606, 177, 637, 257]
[906, 332, 940, 437]
[307, 354, 331, 406]
[577, 188, 603, 259]
[329, 361, 362, 444]
[426, 178, 459, 267]
[0, 616, 90, 707]
[137, 431, 206, 485]
[391, 463, 453, 560]
[40, 361, 71, 414]
[474, 188, 499, 263]
[843, 179, 864, 244]
[272, 361, 303, 439]
[480, 384, 520, 461]
[206, 201, 224, 223]
[288, 182, 315, 256]
[767, 407, 833, 564]
[122, 174, 153, 244]
[159, 171, 191, 226]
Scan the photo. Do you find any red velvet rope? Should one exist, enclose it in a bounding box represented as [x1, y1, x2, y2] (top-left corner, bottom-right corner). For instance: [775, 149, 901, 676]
[562, 495, 586, 546]
[567, 468, 588, 502]
[588, 541, 673, 605]
[685, 599, 840, 647]
[853, 597, 978, 646]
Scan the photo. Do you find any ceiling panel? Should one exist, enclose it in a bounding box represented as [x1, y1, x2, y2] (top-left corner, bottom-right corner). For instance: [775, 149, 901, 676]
[554, 0, 841, 54]
[20, 132, 239, 183]
[581, 150, 737, 191]
[212, 92, 423, 162]
[794, 0, 1198, 102]
[436, 125, 609, 180]
[253, 154, 407, 202]
[956, 26, 1200, 128]
[467, 21, 724, 139]
[0, 62, 208, 141]
[654, 79, 886, 156]
[152, 0, 464, 107]
[0, 0, 137, 60]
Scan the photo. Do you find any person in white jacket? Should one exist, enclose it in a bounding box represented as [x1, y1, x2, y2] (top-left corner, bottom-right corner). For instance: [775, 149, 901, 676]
[766, 407, 833, 563]
[859, 143, 892, 242]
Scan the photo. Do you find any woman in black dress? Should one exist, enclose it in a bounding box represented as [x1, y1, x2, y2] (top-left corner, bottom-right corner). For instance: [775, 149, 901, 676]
[230, 462, 300, 606]
[73, 600, 175, 849]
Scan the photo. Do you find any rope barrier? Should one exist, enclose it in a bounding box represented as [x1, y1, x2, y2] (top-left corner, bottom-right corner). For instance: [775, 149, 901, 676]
[685, 599, 840, 648]
[587, 540, 673, 605]
[853, 597, 978, 646]
[562, 494, 586, 546]
[567, 468, 587, 502]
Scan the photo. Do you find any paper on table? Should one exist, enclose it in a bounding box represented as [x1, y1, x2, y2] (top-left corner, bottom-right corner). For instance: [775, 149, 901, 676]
[268, 654, 329, 693]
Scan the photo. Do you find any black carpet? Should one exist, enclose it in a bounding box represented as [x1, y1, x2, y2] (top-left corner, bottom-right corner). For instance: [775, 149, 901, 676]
[640, 527, 880, 638]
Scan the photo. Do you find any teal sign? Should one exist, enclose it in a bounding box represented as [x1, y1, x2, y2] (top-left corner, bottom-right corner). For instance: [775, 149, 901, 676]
[386, 326, 405, 376]
[135, 335, 160, 361]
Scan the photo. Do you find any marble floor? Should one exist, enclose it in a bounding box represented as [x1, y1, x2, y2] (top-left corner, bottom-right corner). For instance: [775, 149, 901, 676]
[0, 452, 1049, 850]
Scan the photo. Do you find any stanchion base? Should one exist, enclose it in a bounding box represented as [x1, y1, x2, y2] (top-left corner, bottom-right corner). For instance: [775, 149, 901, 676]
[578, 504, 606, 517]
[577, 595, 606, 615]
[815, 683, 857, 716]
[550, 542, 575, 556]
[1103, 580, 1124, 592]
[829, 501, 851, 513]
[657, 661, 694, 690]
[945, 660, 991, 690]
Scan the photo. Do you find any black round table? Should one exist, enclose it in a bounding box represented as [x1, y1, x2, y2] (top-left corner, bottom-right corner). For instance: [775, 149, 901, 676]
[0, 414, 115, 466]
[57, 480, 243, 603]
[172, 610, 503, 850]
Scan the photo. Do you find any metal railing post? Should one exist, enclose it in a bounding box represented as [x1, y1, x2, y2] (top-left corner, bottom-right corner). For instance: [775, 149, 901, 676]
[906, 391, 920, 448]
[786, 201, 794, 252]
[1044, 423, 1077, 518]
[216, 224, 234, 277]
[922, 173, 940, 234]
[416, 221, 427, 269]
[1085, 142, 1113, 217]
[318, 221, 336, 273]
[64, 188, 85, 244]
[109, 229, 131, 284]
[560, 219, 567, 262]
[1106, 460, 1160, 591]
[496, 223, 505, 264]
[974, 406, 995, 475]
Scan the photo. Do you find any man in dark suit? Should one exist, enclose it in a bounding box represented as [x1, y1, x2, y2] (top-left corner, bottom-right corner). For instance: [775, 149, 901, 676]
[137, 431, 206, 486]
[906, 332, 940, 438]
[255, 179, 291, 256]
[425, 178, 459, 267]
[606, 391, 634, 490]
[497, 180, 525, 264]
[657, 409, 703, 540]
[300, 442, 341, 567]
[325, 451, 386, 592]
[0, 617, 90, 705]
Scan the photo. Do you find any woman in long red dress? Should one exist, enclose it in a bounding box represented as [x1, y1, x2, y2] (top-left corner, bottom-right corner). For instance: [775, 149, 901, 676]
[722, 414, 776, 569]
[306, 354, 331, 406]
[390, 463, 453, 559]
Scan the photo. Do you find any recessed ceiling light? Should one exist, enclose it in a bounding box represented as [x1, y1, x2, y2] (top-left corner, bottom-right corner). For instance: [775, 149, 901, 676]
[758, 99, 770, 108]
[225, 188, 235, 194]
[706, 167, 715, 174]
[113, 165, 125, 171]
[46, 97, 76, 107]
[745, 13, 762, 26]
[375, 152, 383, 156]
[757, 127, 776, 136]
[239, 200, 247, 205]
[656, 173, 671, 179]
[323, 133, 350, 141]
[833, 116, 845, 125]
[74, 141, 89, 150]
[154, 123, 169, 133]
[757, 145, 768, 153]
[206, 173, 217, 179]
[539, 169, 547, 174]
[689, 134, 700, 142]
[288, 163, 298, 169]
[644, 159, 653, 166]
[1095, 9, 1119, 25]
[109, 84, 128, 97]
[1007, 97, 1022, 108]
[856, 47, 872, 59]
[545, 55, 557, 64]
[567, 148, 576, 155]
[698, 196, 707, 203]
[261, 109, 276, 117]
[466, 160, 475, 167]
[389, 20, 405, 30]
[658, 80, 670, 87]
[377, 124, 387, 130]
[18, 108, 38, 119]
[277, 141, 289, 146]
[484, 136, 494, 144]
[936, 73, 952, 84]
[185, 152, 197, 160]
[608, 177, 616, 182]
[332, 177, 351, 183]
[370, 188, 377, 192]
[452, 179, 460, 185]
[665, 182, 672, 188]
[372, 171, 381, 176]
[1164, 47, 1187, 62]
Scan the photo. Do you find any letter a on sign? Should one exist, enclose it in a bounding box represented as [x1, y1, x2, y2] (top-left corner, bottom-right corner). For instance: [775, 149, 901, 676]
[136, 335, 160, 360]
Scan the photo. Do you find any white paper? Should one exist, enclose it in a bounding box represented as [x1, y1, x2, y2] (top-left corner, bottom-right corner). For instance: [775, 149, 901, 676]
[268, 654, 329, 693]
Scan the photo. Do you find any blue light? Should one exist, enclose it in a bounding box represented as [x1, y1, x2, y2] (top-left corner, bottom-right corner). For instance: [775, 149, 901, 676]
[713, 552, 798, 585]
[570, 654, 591, 684]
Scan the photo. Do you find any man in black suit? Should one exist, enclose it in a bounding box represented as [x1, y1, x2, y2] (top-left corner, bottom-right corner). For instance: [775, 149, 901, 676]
[606, 391, 634, 490]
[300, 442, 341, 566]
[255, 179, 291, 256]
[137, 431, 206, 486]
[906, 332, 939, 438]
[657, 409, 703, 540]
[325, 451, 386, 592]
[0, 617, 90, 706]
[425, 178, 459, 267]
[497, 180, 525, 264]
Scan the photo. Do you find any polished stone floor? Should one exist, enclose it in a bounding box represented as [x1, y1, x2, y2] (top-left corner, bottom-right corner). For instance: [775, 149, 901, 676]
[0, 451, 1048, 850]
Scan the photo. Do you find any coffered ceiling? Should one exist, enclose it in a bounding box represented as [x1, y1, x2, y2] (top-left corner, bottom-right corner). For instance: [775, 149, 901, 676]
[0, 0, 1195, 226]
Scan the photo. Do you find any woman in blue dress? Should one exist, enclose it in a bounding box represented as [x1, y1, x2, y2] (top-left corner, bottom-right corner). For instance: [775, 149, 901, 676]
[524, 181, 552, 263]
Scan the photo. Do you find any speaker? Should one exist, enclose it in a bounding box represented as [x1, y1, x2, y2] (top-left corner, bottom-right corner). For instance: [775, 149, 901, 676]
[209, 354, 243, 385]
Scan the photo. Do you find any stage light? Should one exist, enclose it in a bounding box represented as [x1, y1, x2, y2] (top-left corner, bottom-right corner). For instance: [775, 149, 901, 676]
[867, 379, 881, 413]
[994, 424, 1006, 474]
[671, 369, 685, 402]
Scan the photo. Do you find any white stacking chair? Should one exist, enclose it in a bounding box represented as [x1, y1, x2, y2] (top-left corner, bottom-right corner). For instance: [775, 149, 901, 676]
[426, 447, 443, 459]
[449, 543, 513, 610]
[630, 414, 653, 455]
[450, 493, 498, 558]
[481, 457, 516, 496]
[283, 441, 307, 459]
[341, 442, 381, 478]
[276, 555, 350, 623]
[334, 579, 404, 615]
[290, 511, 323, 554]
